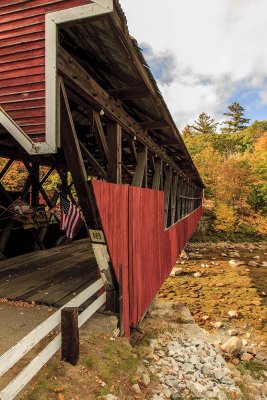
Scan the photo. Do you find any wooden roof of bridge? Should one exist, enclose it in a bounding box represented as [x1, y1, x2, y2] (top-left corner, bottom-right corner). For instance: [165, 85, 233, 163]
[0, 0, 204, 187]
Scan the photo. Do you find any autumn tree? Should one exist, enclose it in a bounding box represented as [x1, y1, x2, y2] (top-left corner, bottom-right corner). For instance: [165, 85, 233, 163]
[192, 112, 218, 135]
[221, 102, 250, 133]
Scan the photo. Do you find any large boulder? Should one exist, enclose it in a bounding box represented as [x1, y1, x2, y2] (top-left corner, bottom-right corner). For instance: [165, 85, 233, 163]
[221, 336, 243, 355]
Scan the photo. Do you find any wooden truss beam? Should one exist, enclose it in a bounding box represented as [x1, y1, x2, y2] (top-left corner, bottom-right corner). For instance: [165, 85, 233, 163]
[140, 120, 170, 130]
[164, 168, 172, 227]
[132, 145, 147, 187]
[60, 79, 99, 228]
[58, 48, 183, 176]
[79, 141, 107, 180]
[106, 85, 150, 100]
[107, 124, 122, 184]
[152, 159, 162, 190]
[0, 158, 14, 180]
[92, 111, 110, 162]
[171, 173, 178, 225]
[23, 161, 53, 209]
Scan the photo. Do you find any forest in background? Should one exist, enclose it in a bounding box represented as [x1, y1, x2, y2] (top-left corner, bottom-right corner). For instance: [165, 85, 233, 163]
[183, 102, 267, 239]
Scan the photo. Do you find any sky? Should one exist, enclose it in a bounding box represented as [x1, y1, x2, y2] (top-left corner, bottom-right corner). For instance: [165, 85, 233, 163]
[119, 0, 267, 131]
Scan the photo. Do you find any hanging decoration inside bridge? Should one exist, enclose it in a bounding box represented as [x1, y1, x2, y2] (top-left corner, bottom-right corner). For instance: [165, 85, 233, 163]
[60, 195, 82, 239]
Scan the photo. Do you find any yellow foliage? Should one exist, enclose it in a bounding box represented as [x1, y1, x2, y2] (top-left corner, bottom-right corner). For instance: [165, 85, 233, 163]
[240, 212, 267, 236]
[214, 203, 237, 232]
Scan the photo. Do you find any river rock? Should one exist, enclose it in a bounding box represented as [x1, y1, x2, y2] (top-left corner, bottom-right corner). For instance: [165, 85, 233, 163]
[241, 352, 254, 361]
[187, 381, 206, 397]
[229, 259, 244, 267]
[229, 251, 240, 258]
[253, 255, 261, 260]
[104, 395, 118, 400]
[221, 336, 243, 355]
[227, 310, 239, 318]
[132, 383, 141, 394]
[170, 267, 183, 277]
[142, 373, 151, 386]
[248, 261, 258, 267]
[170, 393, 183, 400]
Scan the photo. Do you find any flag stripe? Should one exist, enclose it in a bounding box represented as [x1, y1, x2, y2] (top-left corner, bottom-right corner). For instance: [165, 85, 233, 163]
[60, 195, 81, 239]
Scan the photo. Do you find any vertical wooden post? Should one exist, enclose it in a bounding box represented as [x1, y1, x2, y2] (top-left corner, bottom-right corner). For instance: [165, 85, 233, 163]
[181, 178, 186, 218]
[164, 167, 172, 227]
[176, 175, 181, 221]
[152, 159, 162, 190]
[107, 123, 122, 184]
[31, 163, 39, 207]
[132, 145, 147, 187]
[61, 307, 79, 365]
[170, 173, 178, 225]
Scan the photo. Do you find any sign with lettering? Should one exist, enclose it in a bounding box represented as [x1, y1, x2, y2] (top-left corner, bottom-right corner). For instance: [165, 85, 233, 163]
[89, 229, 106, 244]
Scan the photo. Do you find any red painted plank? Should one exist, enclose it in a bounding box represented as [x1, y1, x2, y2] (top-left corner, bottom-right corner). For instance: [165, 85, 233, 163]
[0, 90, 45, 102]
[92, 181, 202, 335]
[0, 48, 45, 65]
[0, 57, 45, 73]
[0, 1, 91, 24]
[0, 23, 45, 41]
[8, 108, 45, 119]
[0, 0, 92, 143]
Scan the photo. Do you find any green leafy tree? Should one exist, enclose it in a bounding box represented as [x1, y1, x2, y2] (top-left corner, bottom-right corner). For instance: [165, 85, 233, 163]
[192, 112, 218, 135]
[181, 124, 194, 139]
[221, 101, 250, 133]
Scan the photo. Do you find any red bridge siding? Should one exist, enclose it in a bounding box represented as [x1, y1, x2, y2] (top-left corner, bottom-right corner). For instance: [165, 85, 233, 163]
[92, 181, 202, 336]
[0, 0, 91, 142]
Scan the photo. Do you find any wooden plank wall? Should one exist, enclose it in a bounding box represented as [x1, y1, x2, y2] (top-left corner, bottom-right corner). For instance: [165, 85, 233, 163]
[0, 0, 91, 142]
[92, 180, 202, 335]
[91, 181, 130, 335]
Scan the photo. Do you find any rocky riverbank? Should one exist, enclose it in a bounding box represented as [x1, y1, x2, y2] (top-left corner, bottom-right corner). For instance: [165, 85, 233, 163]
[153, 241, 267, 399]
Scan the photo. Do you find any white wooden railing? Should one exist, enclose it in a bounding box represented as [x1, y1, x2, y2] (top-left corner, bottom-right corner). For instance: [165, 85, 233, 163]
[0, 278, 106, 400]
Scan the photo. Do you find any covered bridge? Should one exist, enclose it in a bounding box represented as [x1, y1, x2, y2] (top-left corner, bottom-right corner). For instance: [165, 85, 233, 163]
[0, 0, 204, 337]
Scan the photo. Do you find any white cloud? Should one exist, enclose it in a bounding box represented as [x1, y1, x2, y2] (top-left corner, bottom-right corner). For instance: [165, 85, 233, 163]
[119, 0, 267, 129]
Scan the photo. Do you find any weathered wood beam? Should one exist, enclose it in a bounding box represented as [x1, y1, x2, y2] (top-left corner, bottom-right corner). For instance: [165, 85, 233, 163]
[152, 159, 162, 190]
[0, 158, 14, 180]
[107, 124, 122, 184]
[40, 164, 56, 186]
[176, 176, 182, 221]
[56, 168, 78, 207]
[92, 110, 110, 162]
[61, 307, 79, 366]
[171, 173, 178, 225]
[79, 140, 107, 180]
[125, 135, 137, 164]
[60, 79, 99, 228]
[140, 120, 170, 130]
[58, 48, 181, 174]
[31, 163, 39, 207]
[164, 168, 172, 227]
[132, 145, 147, 187]
[106, 85, 150, 100]
[23, 161, 52, 208]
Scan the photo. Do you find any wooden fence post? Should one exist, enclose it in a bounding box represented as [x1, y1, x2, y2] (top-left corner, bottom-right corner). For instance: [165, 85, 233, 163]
[61, 307, 79, 365]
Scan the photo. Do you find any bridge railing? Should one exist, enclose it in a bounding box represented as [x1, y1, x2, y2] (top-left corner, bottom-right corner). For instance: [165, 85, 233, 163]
[0, 278, 106, 400]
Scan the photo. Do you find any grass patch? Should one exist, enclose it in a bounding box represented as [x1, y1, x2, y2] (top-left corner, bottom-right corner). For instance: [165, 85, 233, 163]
[83, 356, 94, 368]
[23, 381, 57, 400]
[236, 360, 267, 379]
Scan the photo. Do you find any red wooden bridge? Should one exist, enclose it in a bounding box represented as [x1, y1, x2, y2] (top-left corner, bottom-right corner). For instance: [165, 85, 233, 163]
[0, 0, 204, 337]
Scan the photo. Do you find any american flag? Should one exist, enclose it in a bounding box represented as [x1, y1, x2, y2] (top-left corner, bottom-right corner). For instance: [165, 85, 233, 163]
[60, 195, 81, 239]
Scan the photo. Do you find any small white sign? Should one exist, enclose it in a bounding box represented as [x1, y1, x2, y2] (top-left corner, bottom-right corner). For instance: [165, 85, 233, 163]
[89, 229, 106, 244]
